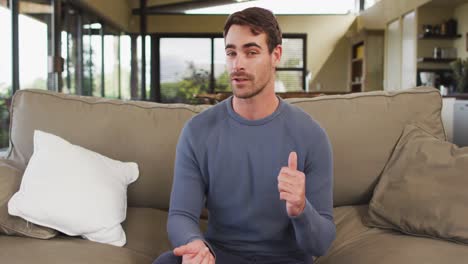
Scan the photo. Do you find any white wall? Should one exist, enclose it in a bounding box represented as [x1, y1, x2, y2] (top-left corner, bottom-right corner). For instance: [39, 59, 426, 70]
[401, 11, 417, 89]
[385, 19, 402, 90]
[454, 2, 468, 60]
[442, 97, 456, 142]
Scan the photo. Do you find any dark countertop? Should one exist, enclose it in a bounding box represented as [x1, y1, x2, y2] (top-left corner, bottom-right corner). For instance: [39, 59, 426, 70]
[443, 94, 468, 100]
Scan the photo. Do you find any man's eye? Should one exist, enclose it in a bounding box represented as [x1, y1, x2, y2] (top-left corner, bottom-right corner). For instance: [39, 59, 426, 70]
[247, 51, 258, 55]
[226, 51, 236, 57]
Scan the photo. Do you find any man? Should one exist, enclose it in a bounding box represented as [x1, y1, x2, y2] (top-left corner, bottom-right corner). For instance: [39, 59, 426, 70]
[154, 7, 335, 264]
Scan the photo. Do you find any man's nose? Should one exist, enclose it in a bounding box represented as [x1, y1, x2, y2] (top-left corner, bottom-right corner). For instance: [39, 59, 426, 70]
[232, 55, 245, 72]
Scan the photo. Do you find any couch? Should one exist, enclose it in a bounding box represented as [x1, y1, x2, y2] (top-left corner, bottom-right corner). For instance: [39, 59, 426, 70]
[0, 87, 467, 263]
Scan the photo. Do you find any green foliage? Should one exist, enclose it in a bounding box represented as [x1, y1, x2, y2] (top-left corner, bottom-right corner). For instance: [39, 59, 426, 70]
[161, 61, 211, 104]
[450, 58, 468, 93]
[215, 71, 230, 92]
[283, 58, 301, 68]
[0, 86, 12, 149]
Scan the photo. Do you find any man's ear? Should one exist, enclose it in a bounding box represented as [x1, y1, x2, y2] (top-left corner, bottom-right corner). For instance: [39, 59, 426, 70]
[272, 44, 283, 68]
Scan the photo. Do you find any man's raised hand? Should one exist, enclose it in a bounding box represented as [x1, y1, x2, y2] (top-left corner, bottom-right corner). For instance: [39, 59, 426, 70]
[278, 151, 306, 217]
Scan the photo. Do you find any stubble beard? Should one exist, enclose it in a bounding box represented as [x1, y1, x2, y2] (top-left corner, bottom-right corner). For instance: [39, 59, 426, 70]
[231, 74, 272, 99]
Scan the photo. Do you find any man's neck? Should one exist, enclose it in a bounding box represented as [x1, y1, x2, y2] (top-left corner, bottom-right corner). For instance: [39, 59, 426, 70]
[232, 89, 279, 121]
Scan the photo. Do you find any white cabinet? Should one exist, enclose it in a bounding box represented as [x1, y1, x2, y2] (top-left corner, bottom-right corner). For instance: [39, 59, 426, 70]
[442, 98, 468, 146]
[454, 100, 468, 147]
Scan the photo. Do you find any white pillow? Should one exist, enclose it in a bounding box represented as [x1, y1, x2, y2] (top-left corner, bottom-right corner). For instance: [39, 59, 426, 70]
[8, 130, 139, 246]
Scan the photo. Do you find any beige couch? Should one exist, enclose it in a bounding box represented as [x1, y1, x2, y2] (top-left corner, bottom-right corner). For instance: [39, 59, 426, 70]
[0, 87, 467, 263]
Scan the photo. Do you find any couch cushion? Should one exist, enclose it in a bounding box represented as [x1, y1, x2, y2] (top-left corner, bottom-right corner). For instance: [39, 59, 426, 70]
[123, 207, 208, 259]
[287, 87, 445, 206]
[366, 123, 468, 244]
[123, 207, 170, 259]
[8, 89, 208, 209]
[0, 158, 57, 239]
[0, 235, 152, 264]
[316, 206, 468, 264]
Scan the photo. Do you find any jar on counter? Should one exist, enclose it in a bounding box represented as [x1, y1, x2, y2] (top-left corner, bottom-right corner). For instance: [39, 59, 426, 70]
[433, 47, 442, 59]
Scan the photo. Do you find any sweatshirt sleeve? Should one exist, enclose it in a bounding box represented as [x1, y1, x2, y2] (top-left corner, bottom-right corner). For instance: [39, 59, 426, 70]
[290, 125, 336, 257]
[167, 123, 212, 250]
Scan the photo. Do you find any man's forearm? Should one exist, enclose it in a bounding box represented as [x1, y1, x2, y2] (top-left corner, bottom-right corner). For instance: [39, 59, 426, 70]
[290, 200, 336, 256]
[168, 209, 205, 247]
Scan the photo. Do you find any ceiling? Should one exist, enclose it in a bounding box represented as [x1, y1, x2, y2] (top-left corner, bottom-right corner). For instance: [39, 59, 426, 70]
[131, 0, 255, 15]
[426, 0, 468, 7]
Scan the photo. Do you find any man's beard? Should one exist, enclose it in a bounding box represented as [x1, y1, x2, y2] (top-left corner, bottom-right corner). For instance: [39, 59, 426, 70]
[232, 82, 266, 99]
[231, 72, 270, 99]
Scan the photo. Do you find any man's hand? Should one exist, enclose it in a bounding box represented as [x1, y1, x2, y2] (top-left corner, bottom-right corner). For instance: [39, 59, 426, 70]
[278, 152, 306, 217]
[173, 239, 215, 264]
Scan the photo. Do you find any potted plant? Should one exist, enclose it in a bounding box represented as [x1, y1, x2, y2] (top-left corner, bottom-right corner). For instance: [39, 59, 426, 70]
[450, 58, 468, 93]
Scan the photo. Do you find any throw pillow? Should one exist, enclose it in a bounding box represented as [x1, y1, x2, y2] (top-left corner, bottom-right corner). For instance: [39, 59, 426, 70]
[366, 123, 468, 244]
[8, 130, 139, 246]
[0, 159, 57, 239]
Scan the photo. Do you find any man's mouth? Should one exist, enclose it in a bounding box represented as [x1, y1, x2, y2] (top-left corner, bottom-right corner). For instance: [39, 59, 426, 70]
[231, 74, 252, 85]
[232, 77, 248, 83]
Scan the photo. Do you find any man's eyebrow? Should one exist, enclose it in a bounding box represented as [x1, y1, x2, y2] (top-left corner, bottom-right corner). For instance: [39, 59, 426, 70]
[243, 42, 262, 49]
[225, 43, 262, 50]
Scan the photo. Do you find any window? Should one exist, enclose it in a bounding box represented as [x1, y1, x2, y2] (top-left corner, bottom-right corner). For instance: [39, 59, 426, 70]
[159, 37, 212, 104]
[156, 34, 306, 104]
[276, 36, 306, 92]
[137, 35, 151, 100]
[120, 35, 131, 100]
[0, 1, 11, 149]
[61, 4, 128, 99]
[82, 21, 102, 97]
[103, 34, 122, 99]
[19, 0, 51, 90]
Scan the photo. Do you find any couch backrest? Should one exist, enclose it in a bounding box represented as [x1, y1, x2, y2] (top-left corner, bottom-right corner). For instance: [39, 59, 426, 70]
[286, 86, 445, 206]
[8, 89, 207, 209]
[8, 87, 445, 209]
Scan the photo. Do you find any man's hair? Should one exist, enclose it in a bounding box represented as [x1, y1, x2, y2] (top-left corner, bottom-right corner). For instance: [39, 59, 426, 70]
[223, 7, 282, 53]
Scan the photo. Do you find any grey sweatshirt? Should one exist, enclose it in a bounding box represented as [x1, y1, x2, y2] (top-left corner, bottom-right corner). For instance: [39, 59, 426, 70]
[167, 96, 336, 260]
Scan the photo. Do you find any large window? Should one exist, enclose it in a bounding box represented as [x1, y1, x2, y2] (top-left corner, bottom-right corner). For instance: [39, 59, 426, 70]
[0, 1, 134, 149]
[61, 4, 131, 99]
[19, 0, 51, 90]
[157, 34, 306, 104]
[0, 1, 11, 149]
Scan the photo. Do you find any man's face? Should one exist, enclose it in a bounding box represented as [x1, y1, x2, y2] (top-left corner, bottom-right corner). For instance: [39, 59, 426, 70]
[224, 24, 282, 99]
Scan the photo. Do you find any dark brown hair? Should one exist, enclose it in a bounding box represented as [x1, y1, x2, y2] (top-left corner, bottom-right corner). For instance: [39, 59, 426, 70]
[223, 7, 282, 53]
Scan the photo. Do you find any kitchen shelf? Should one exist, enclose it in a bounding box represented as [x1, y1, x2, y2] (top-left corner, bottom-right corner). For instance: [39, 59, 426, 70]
[418, 34, 462, 40]
[417, 57, 457, 63]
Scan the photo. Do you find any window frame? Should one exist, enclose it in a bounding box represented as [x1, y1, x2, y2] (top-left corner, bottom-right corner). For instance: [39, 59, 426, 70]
[153, 32, 307, 102]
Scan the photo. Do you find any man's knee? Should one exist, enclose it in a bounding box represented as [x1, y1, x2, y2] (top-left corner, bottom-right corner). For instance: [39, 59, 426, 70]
[152, 251, 181, 264]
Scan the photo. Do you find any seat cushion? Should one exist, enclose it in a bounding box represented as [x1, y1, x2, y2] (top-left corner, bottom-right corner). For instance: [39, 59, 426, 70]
[0, 235, 152, 264]
[316, 205, 468, 264]
[0, 207, 209, 263]
[123, 207, 209, 259]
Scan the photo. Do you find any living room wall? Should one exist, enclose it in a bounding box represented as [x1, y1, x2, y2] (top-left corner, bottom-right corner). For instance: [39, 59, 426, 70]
[454, 2, 468, 59]
[357, 0, 431, 29]
[142, 14, 355, 92]
[78, 0, 131, 31]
